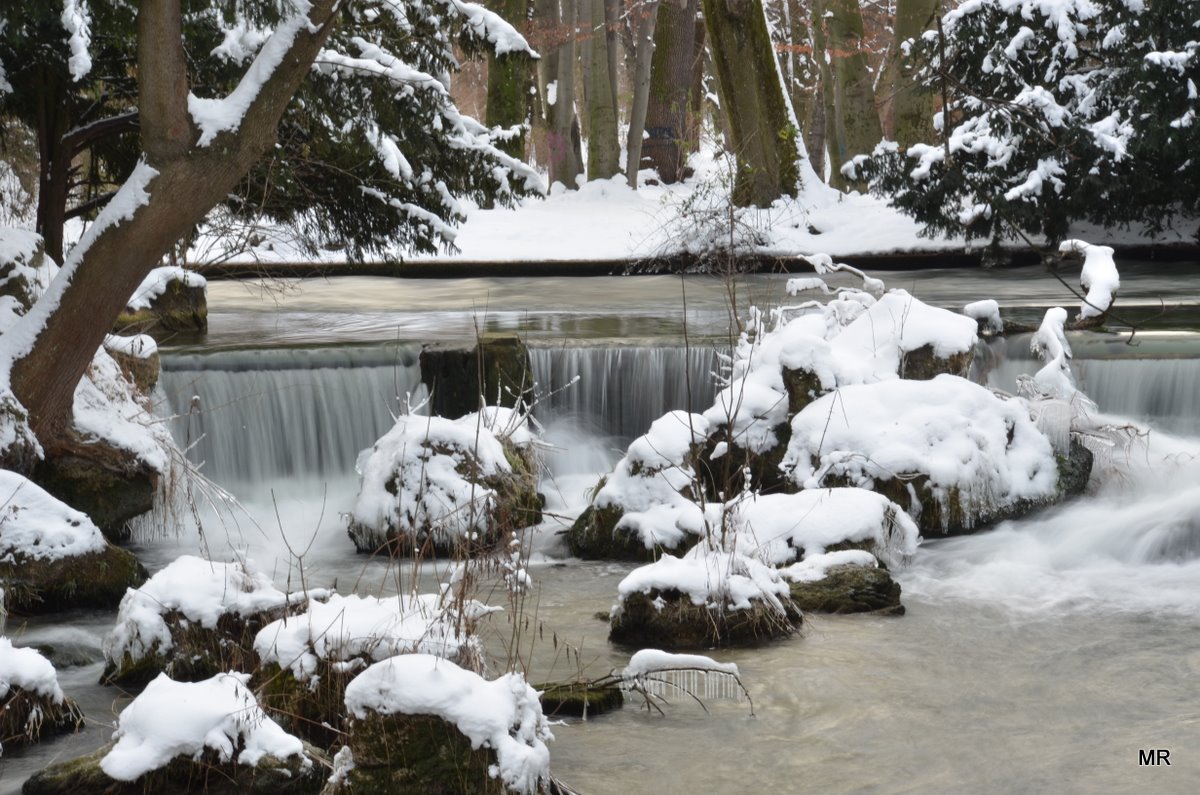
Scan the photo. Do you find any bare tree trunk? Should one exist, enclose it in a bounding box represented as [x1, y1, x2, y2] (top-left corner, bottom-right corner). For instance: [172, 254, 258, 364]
[487, 0, 535, 159]
[702, 0, 799, 206]
[822, 0, 883, 190]
[537, 0, 584, 187]
[625, 0, 661, 186]
[644, 0, 699, 183]
[883, 0, 939, 147]
[9, 0, 342, 444]
[779, 0, 822, 180]
[586, 0, 621, 178]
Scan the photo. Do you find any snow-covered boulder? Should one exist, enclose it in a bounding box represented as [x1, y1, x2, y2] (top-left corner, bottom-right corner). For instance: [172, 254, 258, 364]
[0, 637, 84, 754]
[0, 470, 146, 614]
[347, 407, 541, 556]
[102, 555, 307, 686]
[782, 374, 1090, 535]
[336, 654, 553, 794]
[115, 265, 208, 336]
[568, 411, 709, 560]
[25, 672, 318, 795]
[698, 286, 977, 498]
[609, 544, 801, 649]
[253, 593, 493, 745]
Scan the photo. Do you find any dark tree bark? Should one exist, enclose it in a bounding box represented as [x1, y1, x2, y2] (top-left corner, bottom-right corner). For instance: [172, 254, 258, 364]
[10, 0, 342, 445]
[486, 0, 535, 158]
[703, 0, 799, 206]
[643, 0, 699, 183]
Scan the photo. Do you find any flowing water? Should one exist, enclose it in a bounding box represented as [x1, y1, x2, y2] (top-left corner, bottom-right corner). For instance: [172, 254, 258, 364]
[5, 265, 1200, 793]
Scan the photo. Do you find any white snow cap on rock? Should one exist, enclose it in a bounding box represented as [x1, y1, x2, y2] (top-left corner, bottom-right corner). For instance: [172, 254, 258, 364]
[1059, 239, 1119, 319]
[592, 410, 709, 550]
[101, 672, 307, 781]
[126, 265, 207, 311]
[0, 470, 105, 562]
[104, 556, 297, 667]
[617, 544, 791, 613]
[720, 488, 919, 567]
[779, 549, 881, 583]
[255, 592, 494, 681]
[964, 299, 1003, 334]
[344, 654, 552, 794]
[783, 375, 1059, 530]
[0, 636, 67, 703]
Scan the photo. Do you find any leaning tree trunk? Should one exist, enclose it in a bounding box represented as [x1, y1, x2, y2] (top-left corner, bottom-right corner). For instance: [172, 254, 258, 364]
[883, 0, 939, 148]
[644, 0, 700, 183]
[822, 0, 883, 191]
[702, 0, 799, 206]
[536, 0, 583, 187]
[486, 0, 534, 158]
[625, 0, 661, 186]
[585, 0, 621, 178]
[9, 0, 342, 445]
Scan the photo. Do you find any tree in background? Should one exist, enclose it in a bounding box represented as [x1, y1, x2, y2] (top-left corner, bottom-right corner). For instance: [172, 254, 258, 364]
[533, 0, 584, 187]
[0, 0, 538, 449]
[703, 0, 800, 206]
[850, 0, 1200, 245]
[486, 0, 537, 159]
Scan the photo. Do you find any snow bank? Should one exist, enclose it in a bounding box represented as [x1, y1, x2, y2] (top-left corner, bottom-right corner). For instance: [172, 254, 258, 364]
[617, 545, 791, 613]
[591, 411, 709, 550]
[125, 265, 207, 311]
[105, 556, 293, 667]
[0, 470, 105, 562]
[720, 488, 919, 567]
[72, 347, 172, 473]
[101, 672, 307, 781]
[344, 654, 551, 794]
[255, 592, 494, 681]
[783, 375, 1059, 529]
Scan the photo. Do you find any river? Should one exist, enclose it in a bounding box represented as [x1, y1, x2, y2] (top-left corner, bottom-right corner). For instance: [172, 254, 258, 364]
[4, 263, 1199, 793]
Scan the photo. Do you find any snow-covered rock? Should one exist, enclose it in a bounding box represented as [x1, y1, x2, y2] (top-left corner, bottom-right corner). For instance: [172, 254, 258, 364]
[568, 410, 709, 560]
[0, 471, 146, 614]
[782, 374, 1084, 534]
[116, 265, 208, 335]
[0, 637, 83, 754]
[1060, 239, 1119, 324]
[347, 408, 541, 556]
[339, 654, 552, 794]
[102, 555, 306, 686]
[609, 544, 801, 649]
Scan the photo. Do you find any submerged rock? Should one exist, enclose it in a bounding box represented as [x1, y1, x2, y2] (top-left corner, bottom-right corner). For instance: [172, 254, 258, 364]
[536, 682, 624, 719]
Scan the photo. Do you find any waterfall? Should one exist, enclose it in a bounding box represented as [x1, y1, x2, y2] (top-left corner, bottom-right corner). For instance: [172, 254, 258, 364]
[159, 346, 423, 485]
[529, 345, 721, 441]
[978, 336, 1200, 435]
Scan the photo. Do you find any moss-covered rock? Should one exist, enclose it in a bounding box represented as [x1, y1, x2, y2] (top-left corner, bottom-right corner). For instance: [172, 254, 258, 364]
[255, 663, 360, 749]
[101, 605, 286, 688]
[898, 344, 974, 380]
[331, 713, 509, 794]
[33, 447, 158, 542]
[695, 428, 791, 502]
[566, 502, 671, 561]
[787, 564, 904, 615]
[115, 275, 207, 337]
[0, 542, 146, 615]
[419, 336, 533, 420]
[105, 339, 161, 393]
[22, 743, 324, 795]
[609, 589, 801, 650]
[536, 682, 624, 719]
